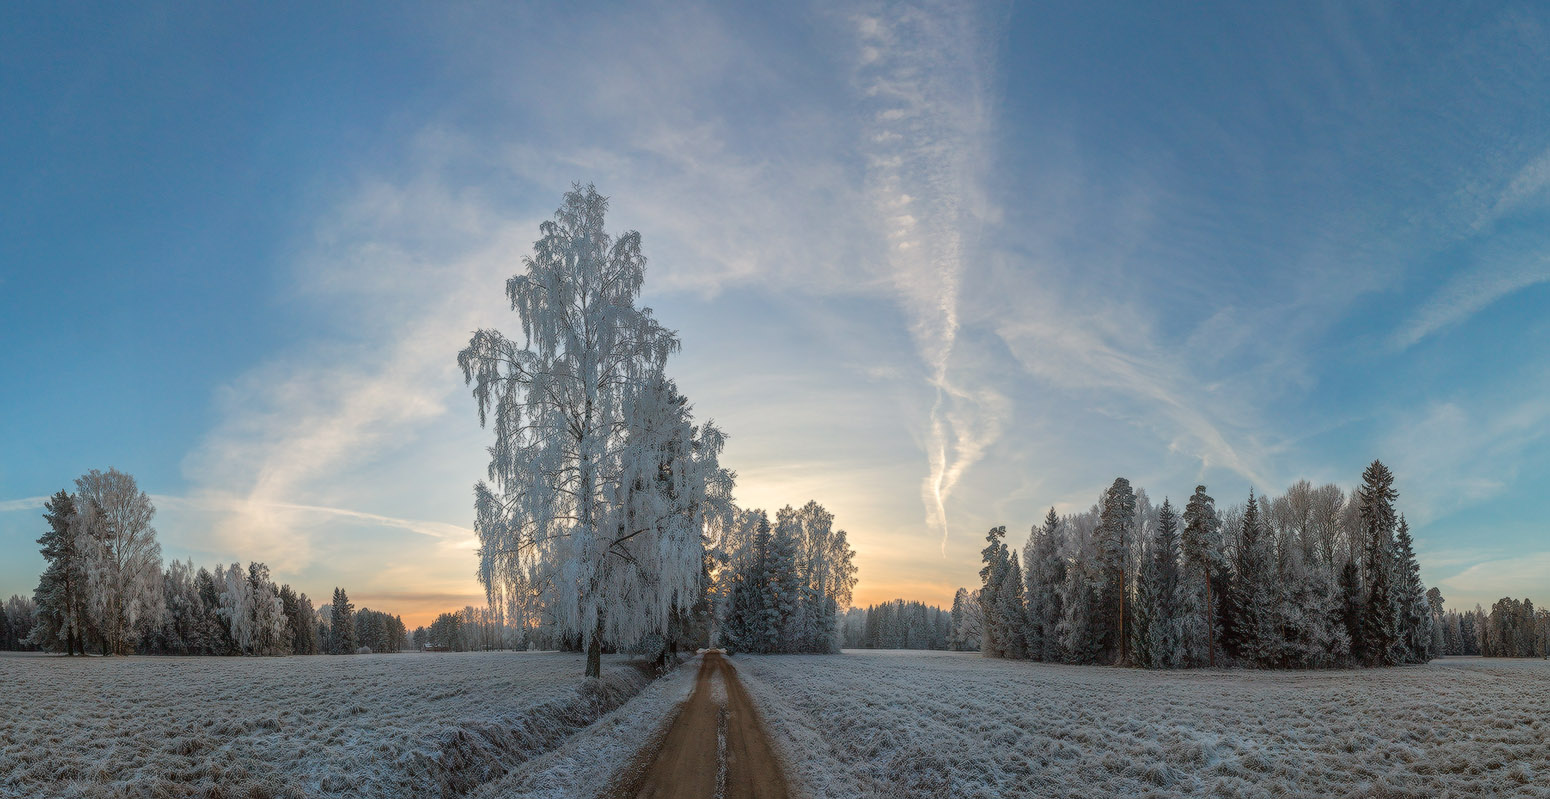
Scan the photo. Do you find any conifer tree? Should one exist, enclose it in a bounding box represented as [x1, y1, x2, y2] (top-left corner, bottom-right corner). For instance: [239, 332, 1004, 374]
[1136, 499, 1184, 668]
[978, 526, 1011, 657]
[330, 587, 357, 654]
[1358, 460, 1401, 666]
[1394, 516, 1432, 663]
[1181, 485, 1225, 667]
[32, 491, 87, 655]
[1025, 508, 1066, 661]
[1227, 490, 1278, 666]
[1098, 478, 1137, 664]
[997, 552, 1028, 659]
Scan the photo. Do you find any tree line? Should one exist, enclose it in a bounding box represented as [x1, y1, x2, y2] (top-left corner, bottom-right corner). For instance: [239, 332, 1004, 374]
[7, 468, 405, 656]
[716, 502, 859, 655]
[840, 599, 956, 650]
[970, 460, 1448, 669]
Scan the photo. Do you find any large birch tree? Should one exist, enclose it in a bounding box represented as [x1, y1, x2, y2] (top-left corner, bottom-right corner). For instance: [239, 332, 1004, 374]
[459, 184, 731, 677]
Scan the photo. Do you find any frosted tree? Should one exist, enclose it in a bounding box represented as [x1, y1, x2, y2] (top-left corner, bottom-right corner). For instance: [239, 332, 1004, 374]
[1181, 485, 1225, 667]
[609, 373, 733, 657]
[766, 508, 802, 651]
[31, 490, 88, 655]
[73, 469, 163, 656]
[1227, 490, 1281, 666]
[948, 587, 977, 650]
[1135, 499, 1184, 668]
[1098, 478, 1137, 664]
[217, 562, 285, 655]
[978, 525, 1011, 657]
[1394, 516, 1432, 663]
[1024, 507, 1066, 661]
[997, 552, 1028, 658]
[460, 184, 725, 678]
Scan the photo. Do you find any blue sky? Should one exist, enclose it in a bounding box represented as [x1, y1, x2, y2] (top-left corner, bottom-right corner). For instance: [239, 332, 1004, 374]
[3, 1, 1548, 622]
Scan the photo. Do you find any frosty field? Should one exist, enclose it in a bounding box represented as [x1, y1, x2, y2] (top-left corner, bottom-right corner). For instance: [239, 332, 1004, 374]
[0, 651, 650, 799]
[737, 650, 1550, 799]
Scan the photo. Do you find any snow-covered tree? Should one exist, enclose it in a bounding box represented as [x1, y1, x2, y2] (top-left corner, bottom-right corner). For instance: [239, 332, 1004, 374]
[459, 185, 732, 678]
[1098, 478, 1137, 664]
[31, 490, 88, 655]
[1181, 485, 1226, 667]
[1394, 516, 1432, 663]
[948, 587, 981, 651]
[1226, 490, 1278, 666]
[5, 595, 36, 650]
[1024, 507, 1065, 662]
[1133, 499, 1184, 668]
[73, 469, 163, 656]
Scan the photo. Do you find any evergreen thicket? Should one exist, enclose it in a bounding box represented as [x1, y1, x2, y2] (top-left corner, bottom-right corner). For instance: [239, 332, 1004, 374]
[967, 460, 1461, 669]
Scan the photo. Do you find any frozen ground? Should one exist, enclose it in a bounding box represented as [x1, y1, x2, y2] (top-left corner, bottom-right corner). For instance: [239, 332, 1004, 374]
[0, 650, 650, 799]
[736, 650, 1550, 799]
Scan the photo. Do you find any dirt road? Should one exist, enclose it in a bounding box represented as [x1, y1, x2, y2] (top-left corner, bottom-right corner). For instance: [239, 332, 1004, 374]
[609, 652, 790, 799]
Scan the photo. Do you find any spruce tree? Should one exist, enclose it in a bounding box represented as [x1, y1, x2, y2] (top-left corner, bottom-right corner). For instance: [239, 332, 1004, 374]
[1358, 460, 1401, 666]
[1227, 490, 1277, 666]
[1394, 516, 1432, 663]
[1139, 499, 1183, 668]
[32, 491, 86, 655]
[1338, 559, 1363, 665]
[997, 552, 1028, 659]
[978, 525, 1010, 657]
[1025, 508, 1065, 662]
[331, 588, 357, 654]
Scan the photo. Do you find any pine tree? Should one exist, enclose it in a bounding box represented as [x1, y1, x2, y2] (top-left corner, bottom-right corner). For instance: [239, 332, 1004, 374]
[1227, 490, 1278, 666]
[997, 552, 1028, 658]
[1357, 460, 1401, 666]
[978, 526, 1011, 657]
[1181, 485, 1224, 667]
[1098, 478, 1137, 664]
[1135, 499, 1183, 668]
[1025, 508, 1066, 662]
[32, 490, 87, 655]
[1394, 516, 1432, 663]
[330, 587, 357, 654]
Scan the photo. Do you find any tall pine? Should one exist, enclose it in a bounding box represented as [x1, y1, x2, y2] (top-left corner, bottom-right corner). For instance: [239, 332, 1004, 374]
[32, 491, 87, 655]
[1358, 460, 1401, 666]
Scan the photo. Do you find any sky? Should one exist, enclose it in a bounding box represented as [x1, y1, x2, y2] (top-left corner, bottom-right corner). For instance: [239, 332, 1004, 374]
[3, 1, 1549, 627]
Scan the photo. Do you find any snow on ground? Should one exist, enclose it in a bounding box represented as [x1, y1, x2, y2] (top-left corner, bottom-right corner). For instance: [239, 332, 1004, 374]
[736, 650, 1550, 799]
[0, 650, 649, 799]
[466, 654, 701, 799]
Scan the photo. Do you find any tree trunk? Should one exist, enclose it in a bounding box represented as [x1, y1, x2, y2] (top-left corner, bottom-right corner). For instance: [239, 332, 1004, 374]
[585, 618, 603, 679]
[1206, 576, 1216, 668]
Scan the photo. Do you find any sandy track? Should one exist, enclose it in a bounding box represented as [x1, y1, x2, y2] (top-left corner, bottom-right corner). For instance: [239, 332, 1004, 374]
[610, 652, 790, 799]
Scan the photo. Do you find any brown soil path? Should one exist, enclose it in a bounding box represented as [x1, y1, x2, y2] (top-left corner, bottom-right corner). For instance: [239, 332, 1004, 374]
[609, 652, 790, 799]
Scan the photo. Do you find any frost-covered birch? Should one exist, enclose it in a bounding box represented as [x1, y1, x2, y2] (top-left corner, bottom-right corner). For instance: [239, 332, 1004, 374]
[72, 468, 162, 656]
[459, 184, 730, 677]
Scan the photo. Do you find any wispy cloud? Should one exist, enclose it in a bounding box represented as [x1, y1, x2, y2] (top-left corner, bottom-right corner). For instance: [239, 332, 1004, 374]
[174, 162, 520, 573]
[0, 496, 47, 513]
[1390, 254, 1550, 351]
[1441, 551, 1550, 606]
[851, 0, 1005, 552]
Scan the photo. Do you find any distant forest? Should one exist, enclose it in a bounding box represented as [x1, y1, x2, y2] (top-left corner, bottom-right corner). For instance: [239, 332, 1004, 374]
[962, 460, 1549, 668]
[4, 470, 405, 656]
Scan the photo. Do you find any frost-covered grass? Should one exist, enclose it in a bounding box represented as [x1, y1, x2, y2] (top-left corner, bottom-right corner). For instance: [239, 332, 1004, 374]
[467, 653, 701, 799]
[737, 650, 1550, 799]
[0, 650, 648, 799]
